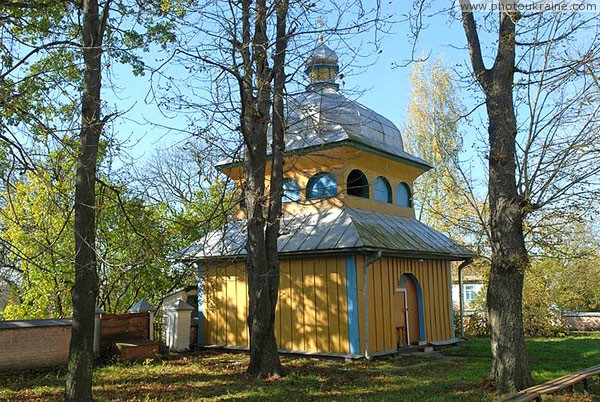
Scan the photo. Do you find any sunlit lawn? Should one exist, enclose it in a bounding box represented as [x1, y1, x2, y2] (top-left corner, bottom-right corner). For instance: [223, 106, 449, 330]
[1, 335, 599, 401]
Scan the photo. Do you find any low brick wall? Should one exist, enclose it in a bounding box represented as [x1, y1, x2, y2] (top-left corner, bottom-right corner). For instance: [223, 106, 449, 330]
[562, 312, 600, 331]
[0, 319, 72, 370]
[0, 312, 155, 370]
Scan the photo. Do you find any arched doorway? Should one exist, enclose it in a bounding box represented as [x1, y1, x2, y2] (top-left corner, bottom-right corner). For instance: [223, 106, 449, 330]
[394, 273, 425, 348]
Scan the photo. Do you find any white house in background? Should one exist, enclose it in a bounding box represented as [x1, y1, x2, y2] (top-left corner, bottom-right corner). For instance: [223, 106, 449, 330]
[160, 285, 198, 317]
[451, 279, 483, 313]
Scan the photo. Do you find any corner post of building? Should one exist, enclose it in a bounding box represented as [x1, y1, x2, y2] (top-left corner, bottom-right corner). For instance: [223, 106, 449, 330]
[447, 261, 455, 339]
[345, 255, 360, 355]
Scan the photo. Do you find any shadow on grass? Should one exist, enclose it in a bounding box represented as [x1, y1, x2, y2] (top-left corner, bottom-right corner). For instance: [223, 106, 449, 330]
[88, 356, 495, 402]
[1, 337, 598, 401]
[0, 352, 494, 402]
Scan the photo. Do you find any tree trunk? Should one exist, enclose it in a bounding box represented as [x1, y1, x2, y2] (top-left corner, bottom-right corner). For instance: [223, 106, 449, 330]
[461, 2, 534, 393]
[240, 0, 288, 378]
[65, 0, 106, 400]
[238, 0, 283, 379]
[248, 0, 289, 378]
[486, 95, 534, 393]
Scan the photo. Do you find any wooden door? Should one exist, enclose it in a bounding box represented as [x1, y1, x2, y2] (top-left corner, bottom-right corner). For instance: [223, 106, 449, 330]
[393, 290, 409, 348]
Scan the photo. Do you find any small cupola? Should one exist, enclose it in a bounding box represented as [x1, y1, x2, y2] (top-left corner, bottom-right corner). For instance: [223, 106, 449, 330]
[304, 40, 339, 91]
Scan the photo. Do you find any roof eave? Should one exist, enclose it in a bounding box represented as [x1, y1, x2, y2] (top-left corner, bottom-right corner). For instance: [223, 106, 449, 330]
[215, 139, 432, 172]
[176, 245, 474, 263]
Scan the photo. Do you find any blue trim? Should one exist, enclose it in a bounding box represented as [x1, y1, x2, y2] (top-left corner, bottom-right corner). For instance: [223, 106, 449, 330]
[404, 273, 426, 342]
[307, 172, 337, 200]
[345, 255, 360, 354]
[373, 176, 392, 204]
[197, 263, 204, 345]
[396, 182, 412, 207]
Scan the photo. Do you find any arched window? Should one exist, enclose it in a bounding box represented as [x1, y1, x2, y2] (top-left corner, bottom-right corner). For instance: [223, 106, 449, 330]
[373, 176, 392, 203]
[307, 172, 337, 200]
[282, 178, 301, 202]
[346, 169, 369, 198]
[396, 182, 412, 207]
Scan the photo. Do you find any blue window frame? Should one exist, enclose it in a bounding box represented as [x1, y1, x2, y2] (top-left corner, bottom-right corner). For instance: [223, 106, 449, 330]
[464, 285, 477, 302]
[396, 182, 412, 207]
[282, 178, 301, 202]
[307, 172, 337, 200]
[373, 176, 392, 203]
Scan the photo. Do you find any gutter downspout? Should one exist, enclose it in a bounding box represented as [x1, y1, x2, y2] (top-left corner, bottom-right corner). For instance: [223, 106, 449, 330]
[458, 258, 473, 339]
[363, 250, 382, 359]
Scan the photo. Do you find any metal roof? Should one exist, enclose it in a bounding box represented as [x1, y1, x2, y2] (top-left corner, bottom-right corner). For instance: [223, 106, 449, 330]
[128, 298, 157, 313]
[166, 298, 195, 311]
[174, 207, 474, 261]
[283, 87, 431, 168]
[0, 319, 72, 330]
[305, 42, 338, 68]
[216, 43, 431, 171]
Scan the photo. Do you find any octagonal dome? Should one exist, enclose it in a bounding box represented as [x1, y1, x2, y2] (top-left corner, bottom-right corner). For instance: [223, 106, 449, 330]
[305, 42, 339, 69]
[285, 86, 430, 168]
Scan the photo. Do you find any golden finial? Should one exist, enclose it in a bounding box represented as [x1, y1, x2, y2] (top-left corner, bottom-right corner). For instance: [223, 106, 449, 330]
[316, 17, 325, 43]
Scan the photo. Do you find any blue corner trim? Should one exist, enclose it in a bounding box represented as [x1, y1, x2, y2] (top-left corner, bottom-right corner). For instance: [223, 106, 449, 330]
[345, 255, 360, 354]
[197, 263, 204, 345]
[405, 273, 426, 342]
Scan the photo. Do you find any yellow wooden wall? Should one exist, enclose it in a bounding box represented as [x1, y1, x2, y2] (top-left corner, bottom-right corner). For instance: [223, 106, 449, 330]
[201, 255, 453, 355]
[202, 261, 250, 347]
[201, 256, 350, 354]
[355, 256, 453, 353]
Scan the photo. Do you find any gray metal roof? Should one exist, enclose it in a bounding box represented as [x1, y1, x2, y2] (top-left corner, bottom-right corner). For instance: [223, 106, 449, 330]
[305, 42, 338, 67]
[0, 319, 72, 329]
[174, 207, 473, 261]
[166, 298, 195, 311]
[128, 298, 157, 313]
[282, 88, 431, 168]
[216, 44, 431, 171]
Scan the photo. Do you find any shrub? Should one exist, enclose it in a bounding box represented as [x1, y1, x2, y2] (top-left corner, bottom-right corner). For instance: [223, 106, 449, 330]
[464, 310, 490, 336]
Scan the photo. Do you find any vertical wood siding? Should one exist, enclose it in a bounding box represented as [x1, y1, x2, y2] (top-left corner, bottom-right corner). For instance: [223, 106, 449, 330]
[201, 255, 452, 355]
[201, 256, 349, 354]
[355, 256, 453, 353]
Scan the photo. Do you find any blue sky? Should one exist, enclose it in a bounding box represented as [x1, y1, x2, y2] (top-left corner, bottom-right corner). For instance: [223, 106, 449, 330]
[105, 1, 479, 166]
[101, 1, 599, 235]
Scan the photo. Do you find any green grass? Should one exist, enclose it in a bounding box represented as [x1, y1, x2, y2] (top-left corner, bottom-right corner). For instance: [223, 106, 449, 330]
[1, 335, 599, 401]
